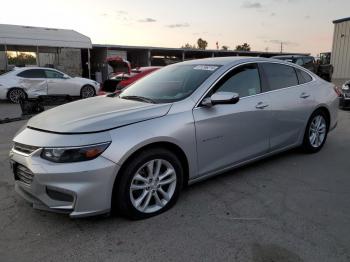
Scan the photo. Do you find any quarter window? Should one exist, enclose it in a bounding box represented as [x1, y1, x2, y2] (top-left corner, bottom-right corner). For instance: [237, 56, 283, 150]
[296, 69, 313, 84]
[214, 63, 261, 98]
[17, 69, 46, 78]
[261, 63, 298, 91]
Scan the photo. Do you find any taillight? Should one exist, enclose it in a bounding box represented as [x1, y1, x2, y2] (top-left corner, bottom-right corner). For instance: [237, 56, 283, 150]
[333, 86, 342, 97]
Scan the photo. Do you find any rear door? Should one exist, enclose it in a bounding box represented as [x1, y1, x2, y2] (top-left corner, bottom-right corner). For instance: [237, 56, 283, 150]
[16, 69, 48, 96]
[193, 63, 272, 176]
[259, 62, 313, 151]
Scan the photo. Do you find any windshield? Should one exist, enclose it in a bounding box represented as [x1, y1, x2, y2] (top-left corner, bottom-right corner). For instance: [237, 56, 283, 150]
[119, 64, 220, 103]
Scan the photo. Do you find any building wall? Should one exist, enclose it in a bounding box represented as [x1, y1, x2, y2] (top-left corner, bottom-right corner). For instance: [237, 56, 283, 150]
[57, 48, 82, 76]
[331, 20, 350, 81]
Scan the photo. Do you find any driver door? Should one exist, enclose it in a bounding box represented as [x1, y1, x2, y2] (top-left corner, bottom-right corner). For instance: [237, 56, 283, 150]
[45, 70, 73, 95]
[193, 63, 271, 177]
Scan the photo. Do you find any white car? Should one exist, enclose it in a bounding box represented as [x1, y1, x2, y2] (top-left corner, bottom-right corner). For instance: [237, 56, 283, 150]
[0, 67, 100, 103]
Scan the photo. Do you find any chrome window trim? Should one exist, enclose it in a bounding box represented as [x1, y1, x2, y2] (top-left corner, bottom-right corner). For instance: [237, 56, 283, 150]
[194, 60, 316, 108]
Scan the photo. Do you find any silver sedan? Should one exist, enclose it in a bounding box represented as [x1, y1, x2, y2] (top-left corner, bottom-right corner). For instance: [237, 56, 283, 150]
[10, 57, 339, 219]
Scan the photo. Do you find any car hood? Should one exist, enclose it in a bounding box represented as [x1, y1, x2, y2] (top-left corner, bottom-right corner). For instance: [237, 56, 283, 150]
[27, 96, 172, 133]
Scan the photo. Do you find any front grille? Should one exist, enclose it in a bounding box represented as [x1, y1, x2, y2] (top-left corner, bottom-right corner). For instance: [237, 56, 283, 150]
[15, 164, 34, 185]
[13, 142, 39, 155]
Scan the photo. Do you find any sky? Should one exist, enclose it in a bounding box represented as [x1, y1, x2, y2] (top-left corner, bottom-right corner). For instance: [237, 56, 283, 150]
[1, 0, 350, 56]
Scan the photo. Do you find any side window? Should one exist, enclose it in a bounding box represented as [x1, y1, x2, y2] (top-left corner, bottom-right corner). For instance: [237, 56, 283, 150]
[17, 69, 46, 78]
[261, 63, 298, 91]
[303, 57, 314, 66]
[45, 70, 64, 79]
[214, 63, 261, 98]
[295, 58, 304, 66]
[296, 69, 313, 84]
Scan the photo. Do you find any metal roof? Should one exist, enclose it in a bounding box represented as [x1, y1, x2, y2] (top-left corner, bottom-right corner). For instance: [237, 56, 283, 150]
[333, 17, 350, 24]
[93, 44, 308, 56]
[0, 24, 92, 48]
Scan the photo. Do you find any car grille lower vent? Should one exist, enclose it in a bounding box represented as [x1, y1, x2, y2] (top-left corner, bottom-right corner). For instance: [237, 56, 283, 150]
[13, 142, 39, 155]
[15, 165, 34, 185]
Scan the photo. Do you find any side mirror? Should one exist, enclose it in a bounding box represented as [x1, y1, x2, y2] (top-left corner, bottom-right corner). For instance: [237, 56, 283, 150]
[201, 92, 239, 107]
[63, 74, 70, 79]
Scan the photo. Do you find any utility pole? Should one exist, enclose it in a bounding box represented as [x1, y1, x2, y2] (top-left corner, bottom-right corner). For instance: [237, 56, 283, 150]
[280, 42, 283, 53]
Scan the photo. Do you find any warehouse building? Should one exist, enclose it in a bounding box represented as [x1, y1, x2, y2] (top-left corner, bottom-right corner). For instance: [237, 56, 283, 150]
[0, 24, 92, 77]
[331, 17, 350, 84]
[1, 23, 308, 82]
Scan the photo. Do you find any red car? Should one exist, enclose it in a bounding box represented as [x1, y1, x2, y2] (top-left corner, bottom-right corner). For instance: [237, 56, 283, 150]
[98, 67, 161, 95]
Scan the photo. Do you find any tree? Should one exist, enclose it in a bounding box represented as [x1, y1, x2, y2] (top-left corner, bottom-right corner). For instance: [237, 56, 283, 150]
[221, 45, 229, 51]
[197, 38, 208, 50]
[181, 43, 196, 49]
[235, 43, 251, 51]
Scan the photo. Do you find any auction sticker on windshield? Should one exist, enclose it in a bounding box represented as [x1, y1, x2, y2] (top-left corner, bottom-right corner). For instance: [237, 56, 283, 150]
[193, 65, 219, 71]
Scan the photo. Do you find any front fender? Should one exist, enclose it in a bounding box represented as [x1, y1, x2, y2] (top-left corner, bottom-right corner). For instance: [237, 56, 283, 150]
[102, 111, 197, 180]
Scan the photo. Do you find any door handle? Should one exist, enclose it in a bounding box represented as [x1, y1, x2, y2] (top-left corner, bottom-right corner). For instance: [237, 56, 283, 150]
[300, 92, 310, 99]
[255, 102, 269, 109]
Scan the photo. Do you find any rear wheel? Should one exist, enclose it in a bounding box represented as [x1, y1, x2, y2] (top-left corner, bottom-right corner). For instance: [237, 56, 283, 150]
[80, 85, 95, 99]
[302, 110, 329, 153]
[113, 148, 183, 219]
[7, 88, 26, 103]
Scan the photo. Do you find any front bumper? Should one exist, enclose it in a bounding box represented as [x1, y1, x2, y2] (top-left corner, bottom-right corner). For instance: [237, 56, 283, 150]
[9, 148, 120, 218]
[339, 95, 350, 109]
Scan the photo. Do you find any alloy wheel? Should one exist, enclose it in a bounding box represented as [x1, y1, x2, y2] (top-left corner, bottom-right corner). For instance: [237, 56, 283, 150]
[129, 159, 177, 214]
[309, 115, 327, 148]
[9, 89, 26, 103]
[81, 86, 95, 98]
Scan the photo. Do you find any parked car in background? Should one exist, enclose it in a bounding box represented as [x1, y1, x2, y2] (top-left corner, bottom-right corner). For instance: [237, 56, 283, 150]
[98, 67, 161, 95]
[273, 54, 334, 81]
[0, 67, 99, 103]
[10, 57, 338, 219]
[339, 80, 350, 109]
[317, 52, 333, 81]
[272, 55, 317, 73]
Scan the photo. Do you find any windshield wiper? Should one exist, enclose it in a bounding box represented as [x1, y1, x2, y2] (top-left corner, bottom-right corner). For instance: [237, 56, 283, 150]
[120, 95, 155, 104]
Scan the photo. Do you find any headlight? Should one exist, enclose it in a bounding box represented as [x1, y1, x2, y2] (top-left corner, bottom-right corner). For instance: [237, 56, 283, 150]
[342, 84, 349, 90]
[41, 142, 111, 163]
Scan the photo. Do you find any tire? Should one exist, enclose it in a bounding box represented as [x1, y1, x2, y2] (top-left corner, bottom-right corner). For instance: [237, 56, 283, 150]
[302, 110, 329, 153]
[80, 85, 95, 99]
[113, 148, 183, 220]
[7, 88, 27, 104]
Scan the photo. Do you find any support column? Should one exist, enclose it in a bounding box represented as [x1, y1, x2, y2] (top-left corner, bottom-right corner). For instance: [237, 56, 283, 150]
[87, 48, 91, 79]
[147, 50, 151, 66]
[4, 44, 8, 71]
[36, 46, 40, 66]
[182, 51, 185, 61]
[212, 52, 215, 57]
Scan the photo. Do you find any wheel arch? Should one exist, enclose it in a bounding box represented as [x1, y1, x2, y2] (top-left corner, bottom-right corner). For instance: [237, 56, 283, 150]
[115, 141, 190, 189]
[6, 87, 28, 101]
[80, 84, 96, 96]
[313, 105, 331, 129]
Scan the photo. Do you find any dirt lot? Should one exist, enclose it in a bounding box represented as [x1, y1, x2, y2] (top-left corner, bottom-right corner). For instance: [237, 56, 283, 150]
[0, 103, 349, 262]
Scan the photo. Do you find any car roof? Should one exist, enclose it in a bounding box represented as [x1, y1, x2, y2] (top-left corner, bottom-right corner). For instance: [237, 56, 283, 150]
[13, 66, 60, 72]
[179, 56, 285, 66]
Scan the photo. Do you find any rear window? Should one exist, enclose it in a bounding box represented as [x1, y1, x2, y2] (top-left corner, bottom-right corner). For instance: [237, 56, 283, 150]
[17, 69, 46, 78]
[296, 69, 313, 84]
[261, 63, 298, 91]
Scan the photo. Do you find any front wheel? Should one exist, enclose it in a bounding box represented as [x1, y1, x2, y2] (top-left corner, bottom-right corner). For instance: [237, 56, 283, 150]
[113, 148, 183, 219]
[302, 110, 329, 153]
[80, 85, 95, 99]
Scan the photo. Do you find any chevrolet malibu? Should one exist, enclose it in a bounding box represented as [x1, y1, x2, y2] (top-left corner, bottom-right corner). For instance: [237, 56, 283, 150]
[10, 57, 338, 219]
